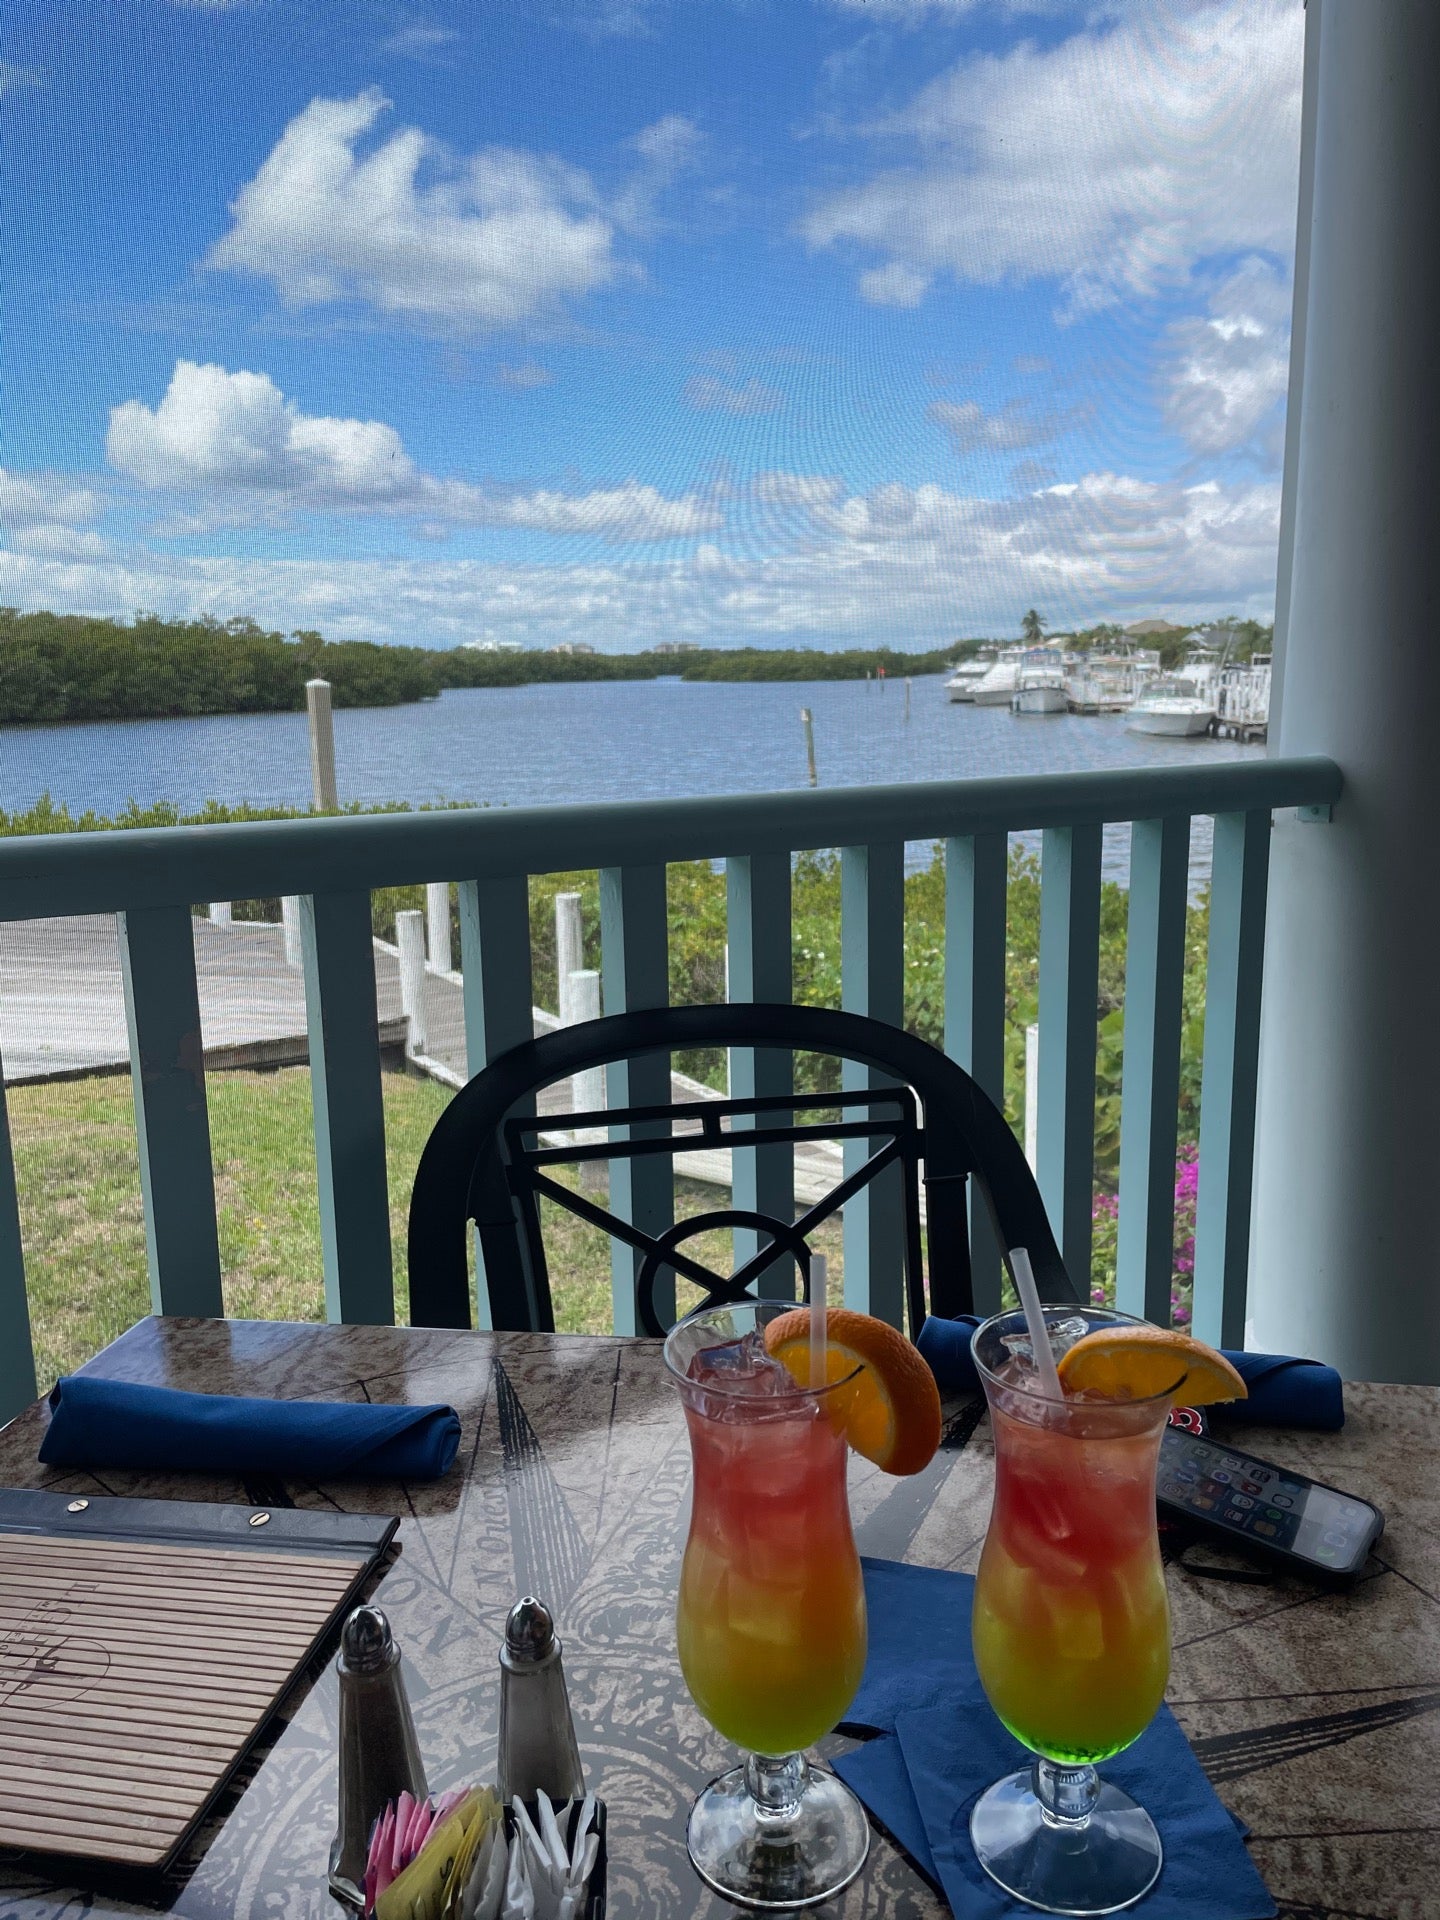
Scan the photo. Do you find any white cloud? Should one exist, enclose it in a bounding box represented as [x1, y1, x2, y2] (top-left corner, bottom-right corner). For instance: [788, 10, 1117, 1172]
[495, 362, 555, 389]
[929, 396, 1075, 454]
[106, 361, 720, 542]
[0, 461, 1280, 646]
[378, 25, 461, 59]
[1160, 257, 1291, 461]
[858, 262, 929, 308]
[684, 374, 784, 415]
[206, 90, 620, 331]
[0, 470, 108, 560]
[0, 60, 44, 96]
[804, 0, 1303, 317]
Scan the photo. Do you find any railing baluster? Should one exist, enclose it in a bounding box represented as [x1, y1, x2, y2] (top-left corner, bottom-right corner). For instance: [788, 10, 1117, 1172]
[119, 906, 224, 1318]
[457, 875, 536, 1330]
[300, 891, 393, 1326]
[726, 852, 795, 1294]
[945, 832, 1008, 1313]
[600, 863, 672, 1334]
[1115, 817, 1190, 1324]
[1037, 824, 1103, 1294]
[0, 1062, 36, 1419]
[841, 842, 906, 1327]
[1192, 810, 1271, 1348]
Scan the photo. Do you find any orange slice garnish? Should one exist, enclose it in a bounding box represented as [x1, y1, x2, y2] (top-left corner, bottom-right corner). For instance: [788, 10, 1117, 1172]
[1055, 1324, 1247, 1406]
[763, 1307, 942, 1476]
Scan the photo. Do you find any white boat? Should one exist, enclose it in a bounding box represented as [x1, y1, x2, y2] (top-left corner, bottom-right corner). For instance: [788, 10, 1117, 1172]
[970, 655, 1022, 706]
[1011, 649, 1067, 715]
[944, 658, 992, 702]
[1124, 677, 1215, 737]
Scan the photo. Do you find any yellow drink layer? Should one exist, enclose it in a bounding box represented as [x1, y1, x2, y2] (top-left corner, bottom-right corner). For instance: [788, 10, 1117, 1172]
[972, 1404, 1171, 1765]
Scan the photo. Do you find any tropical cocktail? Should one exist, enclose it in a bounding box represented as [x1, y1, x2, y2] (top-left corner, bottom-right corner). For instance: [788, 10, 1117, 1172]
[969, 1306, 1245, 1916]
[665, 1298, 940, 1910]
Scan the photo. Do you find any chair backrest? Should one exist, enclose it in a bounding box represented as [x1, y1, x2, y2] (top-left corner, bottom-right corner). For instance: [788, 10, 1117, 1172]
[407, 1002, 1075, 1335]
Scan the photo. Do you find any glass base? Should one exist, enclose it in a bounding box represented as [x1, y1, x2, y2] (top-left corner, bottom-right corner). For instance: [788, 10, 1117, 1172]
[969, 1764, 1162, 1916]
[686, 1754, 870, 1910]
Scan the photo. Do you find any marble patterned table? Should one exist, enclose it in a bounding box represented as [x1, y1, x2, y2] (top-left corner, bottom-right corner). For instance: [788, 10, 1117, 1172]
[0, 1317, 1435, 1920]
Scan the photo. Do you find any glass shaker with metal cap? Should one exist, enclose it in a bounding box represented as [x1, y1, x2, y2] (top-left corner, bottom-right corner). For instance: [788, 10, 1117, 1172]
[329, 1604, 428, 1906]
[497, 1594, 585, 1804]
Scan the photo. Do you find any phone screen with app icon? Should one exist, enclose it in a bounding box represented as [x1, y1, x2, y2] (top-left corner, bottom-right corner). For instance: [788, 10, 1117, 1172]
[1158, 1429, 1383, 1578]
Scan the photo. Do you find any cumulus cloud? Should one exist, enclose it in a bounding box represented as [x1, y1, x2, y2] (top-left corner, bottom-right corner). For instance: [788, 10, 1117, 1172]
[858, 262, 929, 308]
[0, 462, 1280, 647]
[107, 361, 721, 541]
[0, 470, 108, 559]
[804, 0, 1303, 318]
[1160, 257, 1291, 462]
[929, 397, 1076, 455]
[206, 90, 619, 331]
[683, 374, 784, 415]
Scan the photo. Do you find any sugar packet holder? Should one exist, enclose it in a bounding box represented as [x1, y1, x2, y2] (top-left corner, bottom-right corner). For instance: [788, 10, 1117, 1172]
[362, 1788, 605, 1919]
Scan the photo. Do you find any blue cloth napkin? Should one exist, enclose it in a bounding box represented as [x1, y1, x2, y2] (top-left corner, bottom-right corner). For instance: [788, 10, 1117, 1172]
[39, 1376, 462, 1481]
[917, 1315, 1344, 1431]
[834, 1561, 1276, 1919]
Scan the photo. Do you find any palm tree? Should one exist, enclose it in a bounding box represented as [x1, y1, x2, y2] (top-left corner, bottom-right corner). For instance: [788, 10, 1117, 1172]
[1020, 608, 1047, 646]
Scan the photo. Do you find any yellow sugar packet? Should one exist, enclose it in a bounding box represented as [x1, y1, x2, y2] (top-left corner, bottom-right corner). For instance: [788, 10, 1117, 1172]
[376, 1789, 489, 1920]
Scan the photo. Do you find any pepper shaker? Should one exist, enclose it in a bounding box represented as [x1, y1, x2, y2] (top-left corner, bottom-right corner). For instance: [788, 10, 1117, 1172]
[329, 1604, 429, 1907]
[497, 1594, 585, 1804]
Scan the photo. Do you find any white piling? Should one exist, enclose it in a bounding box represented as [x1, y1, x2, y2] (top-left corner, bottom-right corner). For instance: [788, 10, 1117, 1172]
[425, 881, 452, 975]
[555, 892, 584, 1024]
[281, 895, 303, 970]
[905, 677, 912, 723]
[209, 901, 232, 925]
[306, 677, 338, 812]
[569, 967, 605, 1191]
[1024, 1022, 1040, 1172]
[801, 707, 818, 787]
[396, 909, 428, 1056]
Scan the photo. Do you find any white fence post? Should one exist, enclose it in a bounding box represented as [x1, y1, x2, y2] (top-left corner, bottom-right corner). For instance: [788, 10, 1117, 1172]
[281, 895, 303, 969]
[1025, 1022, 1040, 1173]
[306, 677, 338, 811]
[425, 881, 452, 975]
[555, 892, 583, 1024]
[396, 909, 427, 1056]
[208, 901, 232, 925]
[569, 967, 605, 1191]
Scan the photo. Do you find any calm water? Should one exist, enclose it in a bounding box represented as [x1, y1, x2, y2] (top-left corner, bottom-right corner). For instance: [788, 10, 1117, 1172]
[0, 678, 1262, 884]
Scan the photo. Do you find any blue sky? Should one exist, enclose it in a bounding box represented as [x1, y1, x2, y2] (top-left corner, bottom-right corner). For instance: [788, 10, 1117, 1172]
[1, 0, 1302, 649]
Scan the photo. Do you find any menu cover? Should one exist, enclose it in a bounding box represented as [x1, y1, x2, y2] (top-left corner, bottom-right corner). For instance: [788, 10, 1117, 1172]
[0, 1487, 396, 1871]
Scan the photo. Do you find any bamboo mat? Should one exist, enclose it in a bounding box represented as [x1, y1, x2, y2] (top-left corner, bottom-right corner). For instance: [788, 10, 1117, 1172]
[0, 1531, 371, 1868]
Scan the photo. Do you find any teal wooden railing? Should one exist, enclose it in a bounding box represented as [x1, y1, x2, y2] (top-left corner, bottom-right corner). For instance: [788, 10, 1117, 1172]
[0, 757, 1342, 1420]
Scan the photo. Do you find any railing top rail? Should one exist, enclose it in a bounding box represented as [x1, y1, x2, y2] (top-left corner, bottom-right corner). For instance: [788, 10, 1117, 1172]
[0, 756, 1342, 921]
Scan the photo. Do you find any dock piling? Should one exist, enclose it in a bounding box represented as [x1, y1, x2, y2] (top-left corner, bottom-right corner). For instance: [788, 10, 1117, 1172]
[425, 882, 452, 975]
[396, 909, 427, 1055]
[555, 892, 584, 1025]
[801, 707, 818, 787]
[306, 679, 338, 813]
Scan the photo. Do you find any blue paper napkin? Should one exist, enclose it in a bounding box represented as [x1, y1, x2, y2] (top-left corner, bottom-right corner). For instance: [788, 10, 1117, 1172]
[39, 1376, 462, 1481]
[833, 1561, 1276, 1919]
[917, 1315, 1344, 1431]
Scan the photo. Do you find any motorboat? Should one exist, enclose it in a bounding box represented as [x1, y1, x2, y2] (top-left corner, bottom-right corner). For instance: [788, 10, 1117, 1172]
[944, 658, 993, 702]
[1011, 650, 1068, 715]
[970, 653, 1023, 706]
[1124, 676, 1215, 737]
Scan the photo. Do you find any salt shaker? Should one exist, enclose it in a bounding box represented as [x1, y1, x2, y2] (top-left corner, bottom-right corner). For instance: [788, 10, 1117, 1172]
[497, 1594, 585, 1804]
[329, 1604, 429, 1908]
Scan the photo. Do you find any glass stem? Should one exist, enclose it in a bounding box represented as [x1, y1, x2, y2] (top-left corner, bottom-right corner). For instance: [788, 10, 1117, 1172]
[744, 1752, 807, 1839]
[1033, 1758, 1101, 1830]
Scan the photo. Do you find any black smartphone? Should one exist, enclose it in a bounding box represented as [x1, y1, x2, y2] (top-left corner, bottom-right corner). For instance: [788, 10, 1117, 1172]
[1157, 1428, 1384, 1585]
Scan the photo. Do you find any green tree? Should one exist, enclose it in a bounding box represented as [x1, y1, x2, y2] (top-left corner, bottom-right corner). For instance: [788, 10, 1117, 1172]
[1020, 608, 1047, 646]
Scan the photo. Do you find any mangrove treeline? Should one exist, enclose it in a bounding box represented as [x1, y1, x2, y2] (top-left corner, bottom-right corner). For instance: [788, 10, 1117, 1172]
[0, 610, 973, 725]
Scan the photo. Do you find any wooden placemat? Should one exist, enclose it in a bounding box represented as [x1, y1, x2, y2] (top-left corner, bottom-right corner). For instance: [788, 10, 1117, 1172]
[0, 1528, 376, 1869]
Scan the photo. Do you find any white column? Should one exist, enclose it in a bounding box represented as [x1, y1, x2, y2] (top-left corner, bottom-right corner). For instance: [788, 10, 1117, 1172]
[569, 967, 605, 1192]
[281, 895, 303, 969]
[306, 678, 338, 812]
[396, 909, 427, 1056]
[555, 892, 583, 1024]
[208, 901, 232, 925]
[425, 882, 452, 975]
[1250, 1, 1440, 1382]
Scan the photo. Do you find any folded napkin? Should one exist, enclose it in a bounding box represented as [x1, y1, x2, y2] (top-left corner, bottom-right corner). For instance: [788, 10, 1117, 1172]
[39, 1377, 462, 1481]
[917, 1315, 1344, 1431]
[834, 1560, 1276, 1919]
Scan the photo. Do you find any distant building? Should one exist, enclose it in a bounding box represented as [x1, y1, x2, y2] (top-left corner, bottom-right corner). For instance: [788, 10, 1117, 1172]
[463, 639, 524, 652]
[651, 640, 701, 655]
[547, 642, 597, 654]
[1123, 618, 1186, 637]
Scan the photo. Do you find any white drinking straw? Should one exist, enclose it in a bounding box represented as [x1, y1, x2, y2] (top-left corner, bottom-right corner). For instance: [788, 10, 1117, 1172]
[1009, 1246, 1064, 1400]
[809, 1253, 828, 1389]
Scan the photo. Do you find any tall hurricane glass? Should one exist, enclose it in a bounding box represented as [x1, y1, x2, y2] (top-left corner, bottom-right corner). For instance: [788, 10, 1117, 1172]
[969, 1306, 1173, 1916]
[664, 1301, 871, 1910]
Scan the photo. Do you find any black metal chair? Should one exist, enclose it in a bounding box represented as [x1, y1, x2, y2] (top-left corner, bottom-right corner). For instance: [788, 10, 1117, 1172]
[407, 1003, 1075, 1337]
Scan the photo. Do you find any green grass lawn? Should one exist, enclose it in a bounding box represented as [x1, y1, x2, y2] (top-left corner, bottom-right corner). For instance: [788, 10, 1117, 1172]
[9, 1068, 844, 1389]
